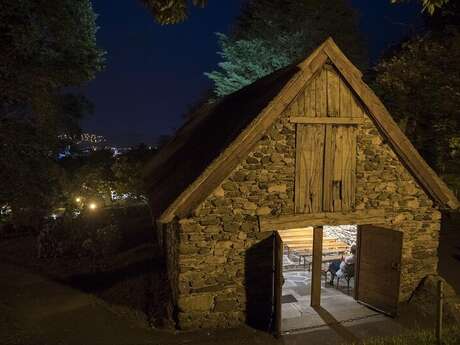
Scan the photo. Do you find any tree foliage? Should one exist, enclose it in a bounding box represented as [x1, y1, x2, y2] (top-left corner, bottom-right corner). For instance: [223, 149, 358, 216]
[206, 0, 367, 97]
[373, 31, 460, 176]
[0, 0, 104, 227]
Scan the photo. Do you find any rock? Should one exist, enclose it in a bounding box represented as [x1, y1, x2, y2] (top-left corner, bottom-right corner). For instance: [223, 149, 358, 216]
[268, 184, 286, 193]
[256, 206, 271, 216]
[408, 275, 460, 324]
[237, 231, 247, 240]
[213, 185, 225, 197]
[178, 294, 214, 312]
[215, 241, 233, 250]
[243, 202, 257, 210]
[213, 299, 239, 312]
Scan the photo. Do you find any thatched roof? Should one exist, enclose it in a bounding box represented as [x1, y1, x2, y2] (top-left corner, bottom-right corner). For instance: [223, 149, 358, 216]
[145, 38, 459, 222]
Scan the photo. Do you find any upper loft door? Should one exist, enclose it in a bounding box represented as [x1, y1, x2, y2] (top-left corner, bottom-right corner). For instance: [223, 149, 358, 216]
[293, 64, 361, 213]
[356, 225, 403, 316]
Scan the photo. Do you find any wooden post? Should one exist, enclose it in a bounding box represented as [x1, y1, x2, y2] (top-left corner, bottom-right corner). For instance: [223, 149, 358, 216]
[311, 226, 323, 307]
[436, 280, 443, 345]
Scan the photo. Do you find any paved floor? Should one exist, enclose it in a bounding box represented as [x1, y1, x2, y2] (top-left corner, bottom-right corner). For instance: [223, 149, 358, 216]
[281, 269, 391, 337]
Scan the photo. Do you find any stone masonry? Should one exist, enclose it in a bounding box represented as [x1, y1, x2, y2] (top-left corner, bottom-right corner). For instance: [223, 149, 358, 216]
[163, 102, 441, 330]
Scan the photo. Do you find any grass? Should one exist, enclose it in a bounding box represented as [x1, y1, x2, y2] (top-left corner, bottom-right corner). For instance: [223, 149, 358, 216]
[356, 326, 460, 345]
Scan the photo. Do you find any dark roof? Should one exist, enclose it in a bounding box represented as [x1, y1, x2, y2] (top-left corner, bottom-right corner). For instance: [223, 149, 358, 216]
[145, 63, 300, 217]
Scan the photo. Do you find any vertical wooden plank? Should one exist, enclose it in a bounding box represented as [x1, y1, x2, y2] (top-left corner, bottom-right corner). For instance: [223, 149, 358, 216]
[295, 125, 307, 213]
[295, 124, 325, 213]
[332, 126, 343, 211]
[304, 84, 312, 117]
[315, 69, 327, 117]
[311, 226, 323, 307]
[350, 127, 357, 208]
[341, 126, 353, 211]
[323, 125, 334, 212]
[274, 231, 283, 336]
[351, 93, 364, 118]
[339, 78, 352, 117]
[327, 68, 340, 117]
[297, 87, 305, 117]
[309, 80, 316, 117]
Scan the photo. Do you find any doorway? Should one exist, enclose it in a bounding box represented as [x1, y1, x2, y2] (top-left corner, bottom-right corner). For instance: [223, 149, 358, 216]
[273, 224, 403, 335]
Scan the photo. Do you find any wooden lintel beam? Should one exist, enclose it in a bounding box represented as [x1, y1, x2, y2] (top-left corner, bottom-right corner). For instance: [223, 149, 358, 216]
[289, 117, 364, 125]
[259, 209, 385, 232]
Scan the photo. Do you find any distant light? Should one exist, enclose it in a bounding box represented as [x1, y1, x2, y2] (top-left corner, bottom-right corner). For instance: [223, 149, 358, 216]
[51, 214, 57, 220]
[75, 197, 82, 203]
[88, 203, 97, 211]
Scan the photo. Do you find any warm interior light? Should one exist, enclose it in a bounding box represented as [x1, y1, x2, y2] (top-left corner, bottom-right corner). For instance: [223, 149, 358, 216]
[88, 203, 97, 210]
[75, 197, 81, 203]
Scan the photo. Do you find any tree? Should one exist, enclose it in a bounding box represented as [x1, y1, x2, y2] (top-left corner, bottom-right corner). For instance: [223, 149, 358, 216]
[206, 0, 367, 97]
[140, 0, 448, 24]
[0, 0, 104, 228]
[112, 144, 157, 202]
[373, 31, 460, 177]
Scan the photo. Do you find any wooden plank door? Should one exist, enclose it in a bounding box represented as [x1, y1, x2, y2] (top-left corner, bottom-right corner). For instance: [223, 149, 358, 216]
[356, 225, 403, 316]
[323, 125, 356, 212]
[295, 124, 325, 213]
[273, 231, 283, 336]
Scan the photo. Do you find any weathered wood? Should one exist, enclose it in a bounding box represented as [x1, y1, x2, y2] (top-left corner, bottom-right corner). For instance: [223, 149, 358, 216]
[332, 126, 343, 211]
[351, 93, 364, 118]
[295, 124, 325, 213]
[339, 77, 352, 117]
[341, 126, 355, 210]
[323, 41, 459, 209]
[289, 117, 363, 124]
[327, 68, 340, 117]
[259, 209, 385, 232]
[322, 125, 334, 212]
[315, 68, 328, 117]
[356, 225, 402, 316]
[305, 82, 315, 117]
[311, 226, 323, 307]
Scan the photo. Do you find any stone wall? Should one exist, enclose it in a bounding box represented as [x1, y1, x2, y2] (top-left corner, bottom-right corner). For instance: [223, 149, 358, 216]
[166, 103, 441, 329]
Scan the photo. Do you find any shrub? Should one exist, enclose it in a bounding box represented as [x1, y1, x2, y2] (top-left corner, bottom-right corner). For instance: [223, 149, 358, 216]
[37, 213, 122, 261]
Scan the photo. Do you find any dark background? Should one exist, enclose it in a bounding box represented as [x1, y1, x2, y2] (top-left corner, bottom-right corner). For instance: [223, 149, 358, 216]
[82, 0, 422, 146]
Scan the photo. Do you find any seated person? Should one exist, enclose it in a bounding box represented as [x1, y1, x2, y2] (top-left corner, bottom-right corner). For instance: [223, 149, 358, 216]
[327, 244, 356, 285]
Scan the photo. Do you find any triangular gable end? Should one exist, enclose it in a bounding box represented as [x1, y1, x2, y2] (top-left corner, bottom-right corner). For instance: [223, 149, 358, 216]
[158, 38, 459, 223]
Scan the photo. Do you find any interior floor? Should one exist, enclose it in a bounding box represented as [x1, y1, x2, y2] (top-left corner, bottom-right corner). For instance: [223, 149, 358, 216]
[281, 263, 376, 333]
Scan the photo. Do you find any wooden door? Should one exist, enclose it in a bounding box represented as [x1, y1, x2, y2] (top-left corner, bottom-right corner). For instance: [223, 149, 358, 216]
[293, 65, 360, 214]
[356, 225, 403, 316]
[273, 231, 283, 336]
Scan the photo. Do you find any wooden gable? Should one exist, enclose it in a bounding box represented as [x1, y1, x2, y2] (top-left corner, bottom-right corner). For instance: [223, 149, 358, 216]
[291, 64, 365, 214]
[147, 38, 459, 223]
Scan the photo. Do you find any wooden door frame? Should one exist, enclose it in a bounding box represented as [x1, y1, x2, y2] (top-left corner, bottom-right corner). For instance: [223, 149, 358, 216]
[273, 231, 283, 337]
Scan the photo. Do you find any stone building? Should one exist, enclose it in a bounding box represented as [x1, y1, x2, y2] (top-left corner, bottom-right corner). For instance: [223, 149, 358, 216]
[145, 38, 459, 333]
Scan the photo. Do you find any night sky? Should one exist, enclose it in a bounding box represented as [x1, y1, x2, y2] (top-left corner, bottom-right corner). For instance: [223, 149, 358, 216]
[82, 0, 423, 146]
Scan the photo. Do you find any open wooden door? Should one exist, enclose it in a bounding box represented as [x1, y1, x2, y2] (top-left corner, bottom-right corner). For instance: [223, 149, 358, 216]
[356, 225, 402, 316]
[273, 231, 283, 336]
